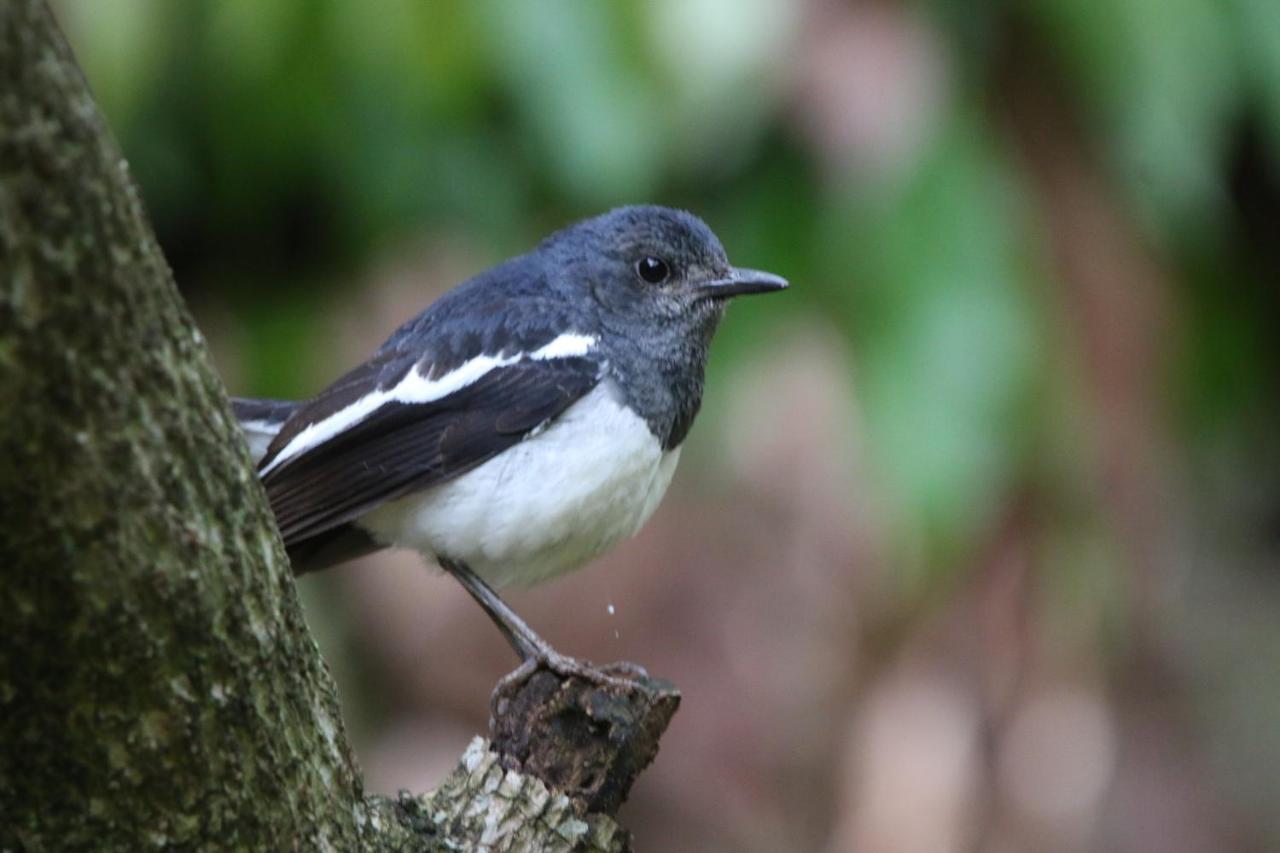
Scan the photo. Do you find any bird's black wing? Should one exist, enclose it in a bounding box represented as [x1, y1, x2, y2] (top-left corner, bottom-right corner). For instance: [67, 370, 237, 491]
[257, 348, 602, 548]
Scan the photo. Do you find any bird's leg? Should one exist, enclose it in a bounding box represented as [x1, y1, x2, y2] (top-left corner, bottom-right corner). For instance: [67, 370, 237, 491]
[436, 556, 555, 663]
[437, 557, 647, 691]
[438, 559, 678, 810]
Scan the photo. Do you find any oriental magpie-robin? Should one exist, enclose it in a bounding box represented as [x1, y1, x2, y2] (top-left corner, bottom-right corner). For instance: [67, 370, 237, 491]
[234, 206, 787, 674]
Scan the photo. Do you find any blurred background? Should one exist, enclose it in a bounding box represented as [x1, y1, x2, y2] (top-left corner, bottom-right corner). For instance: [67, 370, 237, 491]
[55, 0, 1280, 849]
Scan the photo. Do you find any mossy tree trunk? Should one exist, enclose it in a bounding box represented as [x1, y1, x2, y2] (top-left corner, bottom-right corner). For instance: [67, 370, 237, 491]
[0, 3, 666, 849]
[0, 0, 380, 845]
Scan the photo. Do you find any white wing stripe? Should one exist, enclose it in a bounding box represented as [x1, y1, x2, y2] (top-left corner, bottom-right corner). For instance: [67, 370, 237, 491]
[530, 332, 595, 360]
[260, 332, 597, 476]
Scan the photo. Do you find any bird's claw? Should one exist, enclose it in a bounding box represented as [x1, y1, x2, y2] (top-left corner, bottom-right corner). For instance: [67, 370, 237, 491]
[492, 649, 651, 715]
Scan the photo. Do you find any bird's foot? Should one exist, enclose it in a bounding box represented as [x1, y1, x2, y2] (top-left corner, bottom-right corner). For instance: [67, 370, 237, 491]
[495, 646, 650, 700]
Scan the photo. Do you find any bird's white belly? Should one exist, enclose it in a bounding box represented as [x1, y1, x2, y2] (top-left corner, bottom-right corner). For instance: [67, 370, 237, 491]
[359, 382, 681, 588]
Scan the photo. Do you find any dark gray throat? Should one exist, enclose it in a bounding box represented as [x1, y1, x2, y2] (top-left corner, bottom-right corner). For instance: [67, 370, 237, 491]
[600, 312, 719, 451]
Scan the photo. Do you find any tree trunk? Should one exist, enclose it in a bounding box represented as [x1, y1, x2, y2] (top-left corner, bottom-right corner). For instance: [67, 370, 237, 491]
[0, 2, 671, 849]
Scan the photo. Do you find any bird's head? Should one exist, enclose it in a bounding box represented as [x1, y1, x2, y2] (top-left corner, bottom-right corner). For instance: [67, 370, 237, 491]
[541, 205, 787, 340]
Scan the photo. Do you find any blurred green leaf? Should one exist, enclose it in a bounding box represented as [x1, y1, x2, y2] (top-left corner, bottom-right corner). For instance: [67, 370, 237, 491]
[825, 110, 1041, 582]
[1233, 0, 1280, 153]
[1028, 0, 1242, 241]
[479, 0, 665, 205]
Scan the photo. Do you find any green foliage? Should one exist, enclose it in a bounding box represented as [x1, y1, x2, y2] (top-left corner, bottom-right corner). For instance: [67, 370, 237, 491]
[1027, 0, 1241, 238]
[825, 112, 1041, 578]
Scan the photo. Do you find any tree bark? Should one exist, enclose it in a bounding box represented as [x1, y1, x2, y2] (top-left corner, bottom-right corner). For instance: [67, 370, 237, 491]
[0, 2, 671, 849]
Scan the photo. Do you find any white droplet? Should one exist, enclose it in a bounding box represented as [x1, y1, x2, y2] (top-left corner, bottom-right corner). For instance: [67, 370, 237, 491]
[606, 603, 616, 616]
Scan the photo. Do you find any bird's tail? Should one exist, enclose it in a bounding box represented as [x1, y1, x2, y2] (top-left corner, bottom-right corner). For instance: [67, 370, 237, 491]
[231, 397, 298, 465]
[231, 396, 384, 572]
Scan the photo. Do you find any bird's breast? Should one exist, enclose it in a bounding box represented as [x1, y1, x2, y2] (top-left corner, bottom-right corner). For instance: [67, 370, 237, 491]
[359, 381, 681, 587]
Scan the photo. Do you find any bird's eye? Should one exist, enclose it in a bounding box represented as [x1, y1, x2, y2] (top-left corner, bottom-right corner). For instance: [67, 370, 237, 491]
[635, 256, 670, 284]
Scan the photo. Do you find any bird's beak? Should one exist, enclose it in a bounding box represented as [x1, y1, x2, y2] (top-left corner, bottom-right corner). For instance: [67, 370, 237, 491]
[697, 267, 789, 299]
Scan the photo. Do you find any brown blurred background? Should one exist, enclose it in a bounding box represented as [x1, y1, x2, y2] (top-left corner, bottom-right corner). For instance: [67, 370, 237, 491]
[57, 0, 1280, 849]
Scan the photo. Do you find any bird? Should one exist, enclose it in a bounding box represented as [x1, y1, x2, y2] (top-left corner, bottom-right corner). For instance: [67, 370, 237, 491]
[233, 205, 787, 680]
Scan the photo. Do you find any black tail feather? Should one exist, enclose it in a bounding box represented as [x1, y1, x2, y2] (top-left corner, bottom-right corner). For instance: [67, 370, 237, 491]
[286, 524, 384, 574]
